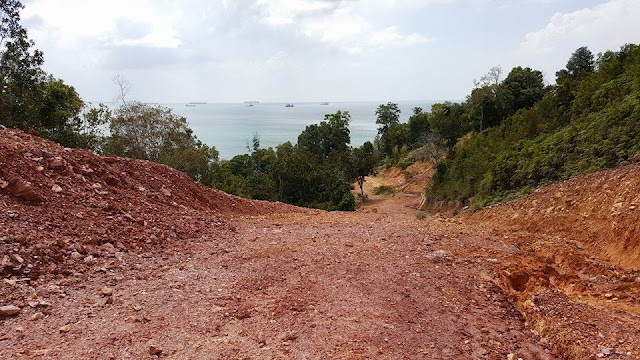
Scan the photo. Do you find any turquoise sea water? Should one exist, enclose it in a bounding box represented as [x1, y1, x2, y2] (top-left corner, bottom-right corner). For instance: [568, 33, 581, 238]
[162, 101, 441, 160]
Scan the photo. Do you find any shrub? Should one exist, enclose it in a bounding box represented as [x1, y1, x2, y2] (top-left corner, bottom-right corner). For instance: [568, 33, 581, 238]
[373, 185, 395, 195]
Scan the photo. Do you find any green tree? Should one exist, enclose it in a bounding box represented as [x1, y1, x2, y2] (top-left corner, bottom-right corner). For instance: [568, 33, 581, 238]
[0, 0, 44, 128]
[104, 102, 200, 161]
[407, 107, 431, 146]
[566, 46, 595, 76]
[429, 102, 468, 148]
[297, 110, 351, 159]
[375, 102, 401, 154]
[350, 141, 377, 201]
[501, 66, 545, 112]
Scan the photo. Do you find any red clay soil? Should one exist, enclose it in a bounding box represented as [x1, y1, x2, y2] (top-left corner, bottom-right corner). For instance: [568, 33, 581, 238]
[1, 127, 639, 359]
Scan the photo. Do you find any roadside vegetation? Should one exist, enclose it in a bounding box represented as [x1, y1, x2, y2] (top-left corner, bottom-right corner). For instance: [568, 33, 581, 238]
[425, 45, 640, 209]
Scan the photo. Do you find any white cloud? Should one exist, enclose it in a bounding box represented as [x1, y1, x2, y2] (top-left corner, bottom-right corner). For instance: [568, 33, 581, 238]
[253, 0, 434, 53]
[23, 0, 183, 49]
[368, 26, 433, 47]
[256, 0, 337, 25]
[521, 0, 640, 55]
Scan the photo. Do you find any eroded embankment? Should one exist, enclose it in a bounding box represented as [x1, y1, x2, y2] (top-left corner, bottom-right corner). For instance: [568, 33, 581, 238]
[463, 165, 640, 358]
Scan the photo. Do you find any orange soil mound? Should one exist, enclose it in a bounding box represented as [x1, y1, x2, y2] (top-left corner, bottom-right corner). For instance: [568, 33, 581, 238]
[471, 164, 640, 270]
[0, 127, 302, 280]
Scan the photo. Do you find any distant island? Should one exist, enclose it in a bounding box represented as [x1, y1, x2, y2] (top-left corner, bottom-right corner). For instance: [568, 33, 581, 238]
[188, 102, 207, 105]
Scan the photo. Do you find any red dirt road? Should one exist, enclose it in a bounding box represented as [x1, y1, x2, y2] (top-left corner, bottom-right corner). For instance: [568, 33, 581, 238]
[1, 210, 558, 359]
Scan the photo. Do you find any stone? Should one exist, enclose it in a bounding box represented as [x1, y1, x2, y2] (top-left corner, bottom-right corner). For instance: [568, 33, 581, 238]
[101, 243, 116, 253]
[59, 325, 71, 333]
[0, 305, 21, 317]
[149, 345, 162, 356]
[507, 354, 516, 360]
[31, 349, 50, 356]
[51, 184, 63, 193]
[161, 187, 171, 196]
[48, 157, 66, 170]
[9, 177, 42, 202]
[70, 251, 83, 260]
[0, 179, 8, 189]
[597, 348, 613, 358]
[30, 312, 45, 321]
[101, 286, 114, 296]
[83, 255, 95, 264]
[12, 254, 24, 263]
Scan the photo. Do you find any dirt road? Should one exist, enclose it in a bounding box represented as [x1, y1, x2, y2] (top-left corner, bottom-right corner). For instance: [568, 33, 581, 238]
[1, 209, 560, 359]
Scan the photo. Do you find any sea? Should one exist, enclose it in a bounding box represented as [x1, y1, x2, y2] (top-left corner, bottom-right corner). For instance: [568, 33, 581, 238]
[155, 101, 443, 160]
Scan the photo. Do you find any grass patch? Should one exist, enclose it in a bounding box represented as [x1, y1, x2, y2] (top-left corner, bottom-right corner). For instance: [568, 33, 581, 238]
[373, 185, 395, 195]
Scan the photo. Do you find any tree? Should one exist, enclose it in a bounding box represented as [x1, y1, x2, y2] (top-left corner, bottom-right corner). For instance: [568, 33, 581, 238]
[429, 102, 468, 148]
[0, 0, 45, 129]
[104, 102, 201, 161]
[474, 65, 503, 87]
[566, 46, 595, 76]
[375, 102, 401, 155]
[407, 107, 430, 146]
[0, 1, 103, 150]
[501, 66, 545, 112]
[297, 110, 351, 159]
[350, 141, 377, 201]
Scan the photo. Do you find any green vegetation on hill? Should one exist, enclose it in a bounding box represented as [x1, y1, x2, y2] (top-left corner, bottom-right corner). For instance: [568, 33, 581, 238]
[427, 44, 640, 208]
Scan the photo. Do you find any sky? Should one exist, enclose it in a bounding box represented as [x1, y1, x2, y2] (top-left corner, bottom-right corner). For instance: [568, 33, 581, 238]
[20, 0, 640, 103]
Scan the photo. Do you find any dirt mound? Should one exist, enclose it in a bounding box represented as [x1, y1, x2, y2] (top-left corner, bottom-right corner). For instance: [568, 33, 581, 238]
[0, 127, 301, 282]
[471, 164, 640, 270]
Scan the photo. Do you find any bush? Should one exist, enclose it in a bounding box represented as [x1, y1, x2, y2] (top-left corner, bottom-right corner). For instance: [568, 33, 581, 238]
[373, 185, 395, 195]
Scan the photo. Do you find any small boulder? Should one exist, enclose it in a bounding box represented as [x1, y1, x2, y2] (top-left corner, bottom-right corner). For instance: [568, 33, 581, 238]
[59, 325, 71, 333]
[0, 305, 21, 317]
[9, 177, 42, 202]
[29, 312, 45, 321]
[149, 345, 162, 356]
[101, 286, 114, 296]
[48, 157, 66, 170]
[100, 242, 116, 253]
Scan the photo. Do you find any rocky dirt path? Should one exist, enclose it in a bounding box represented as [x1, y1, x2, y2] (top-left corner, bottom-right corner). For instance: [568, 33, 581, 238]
[1, 209, 559, 359]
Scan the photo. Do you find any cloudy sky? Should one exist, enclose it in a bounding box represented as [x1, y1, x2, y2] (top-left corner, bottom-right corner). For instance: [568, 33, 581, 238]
[21, 0, 640, 103]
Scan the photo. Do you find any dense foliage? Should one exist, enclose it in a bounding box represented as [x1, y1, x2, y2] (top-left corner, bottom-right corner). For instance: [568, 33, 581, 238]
[210, 112, 376, 211]
[0, 1, 105, 149]
[427, 44, 640, 208]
